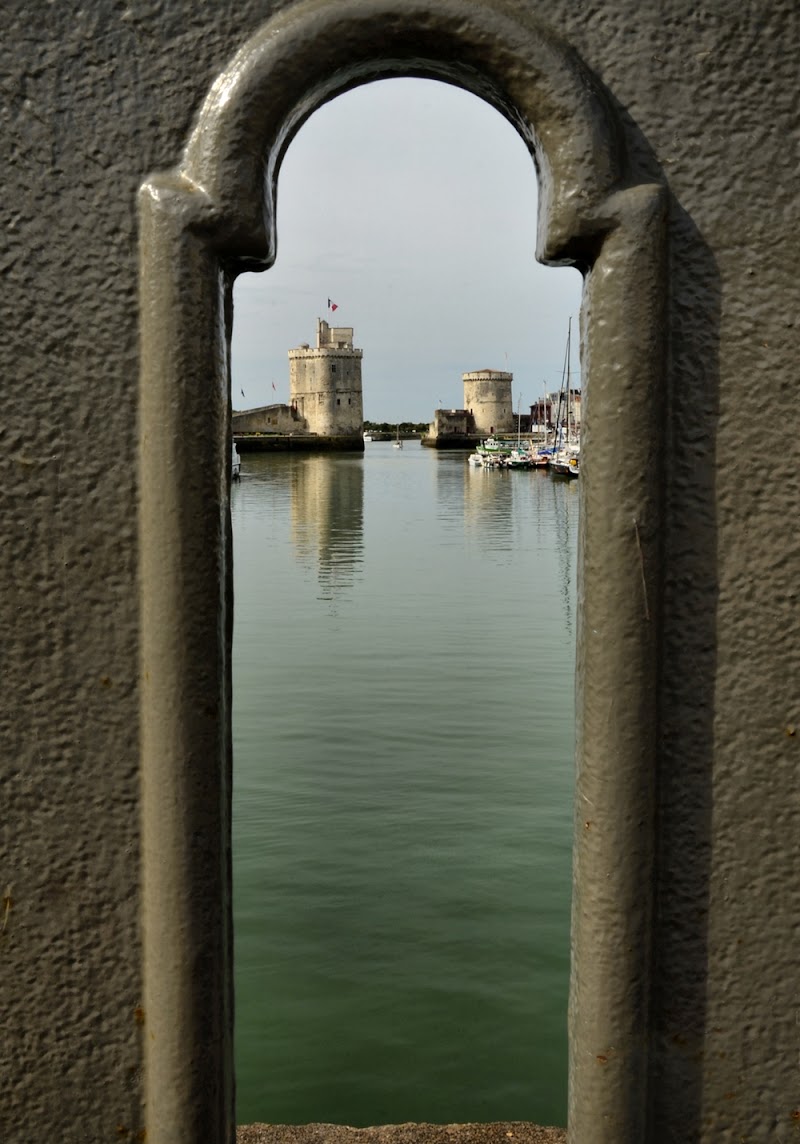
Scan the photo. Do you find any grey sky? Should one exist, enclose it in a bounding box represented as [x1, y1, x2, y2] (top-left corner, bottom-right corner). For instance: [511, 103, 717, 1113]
[232, 78, 582, 422]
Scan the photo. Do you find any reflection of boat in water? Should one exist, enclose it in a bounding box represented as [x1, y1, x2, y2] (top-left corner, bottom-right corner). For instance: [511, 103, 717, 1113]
[462, 448, 516, 550]
[551, 468, 578, 636]
[232, 441, 241, 480]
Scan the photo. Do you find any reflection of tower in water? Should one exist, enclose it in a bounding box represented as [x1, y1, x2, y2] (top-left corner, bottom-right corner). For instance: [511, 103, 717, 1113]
[290, 455, 364, 601]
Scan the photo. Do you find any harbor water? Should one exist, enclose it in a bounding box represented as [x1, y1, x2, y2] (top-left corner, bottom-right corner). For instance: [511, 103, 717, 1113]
[231, 443, 578, 1129]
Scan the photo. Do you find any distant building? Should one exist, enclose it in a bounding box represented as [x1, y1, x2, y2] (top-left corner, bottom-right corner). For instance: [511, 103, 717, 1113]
[534, 389, 581, 430]
[426, 408, 474, 441]
[530, 396, 555, 427]
[288, 319, 364, 436]
[423, 367, 515, 446]
[232, 319, 364, 448]
[462, 368, 514, 435]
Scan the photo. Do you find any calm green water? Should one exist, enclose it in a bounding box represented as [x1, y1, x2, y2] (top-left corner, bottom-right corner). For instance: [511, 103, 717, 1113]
[231, 444, 578, 1128]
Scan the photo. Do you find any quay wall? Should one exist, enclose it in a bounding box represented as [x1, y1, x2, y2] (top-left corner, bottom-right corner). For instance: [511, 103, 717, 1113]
[421, 433, 483, 450]
[235, 433, 364, 453]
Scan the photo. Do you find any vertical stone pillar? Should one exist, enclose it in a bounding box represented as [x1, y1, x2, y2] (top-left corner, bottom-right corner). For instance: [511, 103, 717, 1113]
[136, 7, 663, 1142]
[138, 174, 235, 1144]
[569, 183, 667, 1141]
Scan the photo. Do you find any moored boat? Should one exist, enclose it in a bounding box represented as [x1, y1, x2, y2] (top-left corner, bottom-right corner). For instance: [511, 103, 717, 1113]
[530, 446, 553, 468]
[549, 318, 580, 477]
[477, 436, 518, 455]
[505, 448, 534, 470]
[551, 449, 580, 476]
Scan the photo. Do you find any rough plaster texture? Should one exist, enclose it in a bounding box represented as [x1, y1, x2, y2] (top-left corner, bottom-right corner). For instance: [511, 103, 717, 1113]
[1, 2, 799, 1143]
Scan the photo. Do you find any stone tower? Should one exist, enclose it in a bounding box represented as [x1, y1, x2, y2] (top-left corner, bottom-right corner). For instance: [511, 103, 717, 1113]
[463, 368, 514, 435]
[289, 318, 364, 436]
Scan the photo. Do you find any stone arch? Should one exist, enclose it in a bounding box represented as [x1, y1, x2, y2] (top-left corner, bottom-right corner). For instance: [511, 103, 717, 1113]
[177, 0, 624, 268]
[138, 3, 667, 1142]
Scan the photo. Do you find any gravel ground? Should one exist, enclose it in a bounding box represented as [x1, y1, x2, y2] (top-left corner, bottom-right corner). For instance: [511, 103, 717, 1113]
[237, 1123, 566, 1144]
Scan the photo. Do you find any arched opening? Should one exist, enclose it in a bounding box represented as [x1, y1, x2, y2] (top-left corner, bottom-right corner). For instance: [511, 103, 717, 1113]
[229, 76, 582, 1128]
[138, 4, 666, 1140]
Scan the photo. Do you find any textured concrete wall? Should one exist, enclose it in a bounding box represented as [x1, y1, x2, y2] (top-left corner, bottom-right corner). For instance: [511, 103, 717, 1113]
[1, 1, 798, 1142]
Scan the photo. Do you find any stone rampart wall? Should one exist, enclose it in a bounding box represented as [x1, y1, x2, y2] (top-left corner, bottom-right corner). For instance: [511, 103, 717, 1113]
[233, 404, 306, 434]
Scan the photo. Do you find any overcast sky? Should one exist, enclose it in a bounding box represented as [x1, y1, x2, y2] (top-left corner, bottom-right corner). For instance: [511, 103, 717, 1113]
[232, 78, 582, 423]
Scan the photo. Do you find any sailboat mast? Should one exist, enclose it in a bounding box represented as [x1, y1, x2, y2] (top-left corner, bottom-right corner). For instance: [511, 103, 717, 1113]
[555, 317, 571, 451]
[566, 317, 571, 443]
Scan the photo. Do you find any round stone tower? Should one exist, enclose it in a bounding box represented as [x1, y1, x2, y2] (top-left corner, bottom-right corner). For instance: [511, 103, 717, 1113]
[462, 369, 514, 435]
[289, 319, 364, 437]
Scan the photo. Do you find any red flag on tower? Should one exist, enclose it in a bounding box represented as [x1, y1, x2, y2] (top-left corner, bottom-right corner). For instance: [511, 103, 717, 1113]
[327, 298, 339, 312]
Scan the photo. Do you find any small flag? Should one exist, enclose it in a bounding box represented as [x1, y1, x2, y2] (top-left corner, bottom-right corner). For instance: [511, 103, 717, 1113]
[328, 298, 338, 312]
[272, 382, 276, 391]
[240, 389, 245, 398]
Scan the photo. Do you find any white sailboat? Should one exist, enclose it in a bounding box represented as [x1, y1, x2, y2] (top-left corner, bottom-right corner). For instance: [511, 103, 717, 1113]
[550, 319, 580, 477]
[393, 424, 403, 449]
